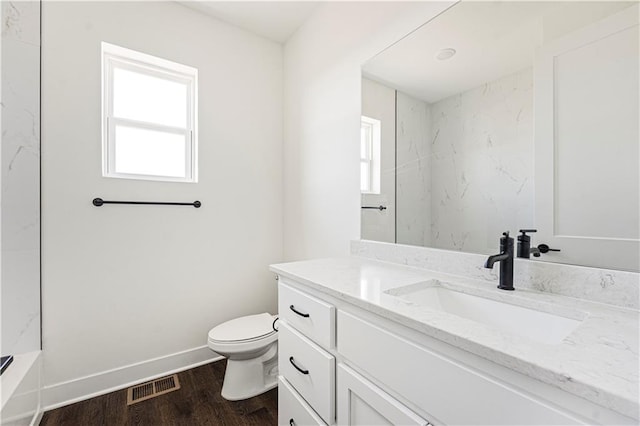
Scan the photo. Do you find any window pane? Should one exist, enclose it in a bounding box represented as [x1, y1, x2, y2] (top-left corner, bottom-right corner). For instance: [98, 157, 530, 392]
[114, 125, 186, 178]
[361, 124, 371, 159]
[113, 67, 188, 128]
[361, 162, 370, 192]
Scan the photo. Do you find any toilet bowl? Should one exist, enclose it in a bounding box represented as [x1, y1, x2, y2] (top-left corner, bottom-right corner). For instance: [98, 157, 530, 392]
[208, 313, 278, 401]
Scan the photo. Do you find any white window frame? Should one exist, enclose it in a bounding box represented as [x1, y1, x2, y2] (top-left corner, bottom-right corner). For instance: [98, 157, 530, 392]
[101, 42, 198, 182]
[361, 115, 381, 194]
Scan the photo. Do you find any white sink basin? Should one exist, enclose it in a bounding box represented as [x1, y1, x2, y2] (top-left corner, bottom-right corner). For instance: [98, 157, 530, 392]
[385, 280, 582, 344]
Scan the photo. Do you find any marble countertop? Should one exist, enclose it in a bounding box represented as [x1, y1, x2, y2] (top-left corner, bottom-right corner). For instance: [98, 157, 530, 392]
[270, 257, 639, 420]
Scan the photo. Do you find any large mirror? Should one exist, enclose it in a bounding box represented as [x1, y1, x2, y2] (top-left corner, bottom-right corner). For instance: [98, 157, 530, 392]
[360, 1, 639, 271]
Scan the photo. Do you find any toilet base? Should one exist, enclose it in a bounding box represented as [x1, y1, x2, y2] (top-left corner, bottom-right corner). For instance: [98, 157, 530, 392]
[220, 342, 278, 401]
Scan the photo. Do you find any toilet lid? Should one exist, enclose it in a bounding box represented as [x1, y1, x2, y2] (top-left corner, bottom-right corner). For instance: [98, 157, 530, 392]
[208, 313, 276, 343]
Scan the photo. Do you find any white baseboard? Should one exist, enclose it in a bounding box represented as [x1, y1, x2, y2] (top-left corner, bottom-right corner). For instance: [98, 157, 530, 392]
[42, 345, 223, 412]
[31, 408, 43, 426]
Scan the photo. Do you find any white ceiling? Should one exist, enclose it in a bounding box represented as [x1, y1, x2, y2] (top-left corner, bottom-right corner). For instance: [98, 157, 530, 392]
[363, 1, 634, 104]
[179, 1, 321, 44]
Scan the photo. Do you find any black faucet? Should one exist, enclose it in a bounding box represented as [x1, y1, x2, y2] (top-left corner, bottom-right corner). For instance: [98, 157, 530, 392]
[484, 231, 514, 291]
[517, 229, 538, 258]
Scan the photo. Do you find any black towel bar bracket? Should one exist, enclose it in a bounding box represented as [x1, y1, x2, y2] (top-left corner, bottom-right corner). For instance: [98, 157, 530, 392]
[92, 198, 201, 208]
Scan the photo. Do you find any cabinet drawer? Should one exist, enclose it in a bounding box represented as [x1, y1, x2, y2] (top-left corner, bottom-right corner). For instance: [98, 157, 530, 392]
[279, 376, 327, 426]
[279, 322, 335, 424]
[338, 311, 585, 425]
[279, 280, 336, 349]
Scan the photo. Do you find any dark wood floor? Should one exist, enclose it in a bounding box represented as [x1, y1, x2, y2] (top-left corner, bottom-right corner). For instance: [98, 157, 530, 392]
[40, 360, 278, 426]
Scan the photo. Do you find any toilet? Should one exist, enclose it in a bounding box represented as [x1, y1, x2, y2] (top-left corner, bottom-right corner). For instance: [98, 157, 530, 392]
[207, 313, 278, 401]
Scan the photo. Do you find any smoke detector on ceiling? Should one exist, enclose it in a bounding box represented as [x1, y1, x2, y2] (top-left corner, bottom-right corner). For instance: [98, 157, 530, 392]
[435, 48, 457, 61]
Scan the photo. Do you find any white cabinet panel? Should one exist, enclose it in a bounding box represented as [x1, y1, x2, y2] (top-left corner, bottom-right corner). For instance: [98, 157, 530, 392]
[337, 364, 429, 426]
[279, 321, 335, 424]
[279, 376, 327, 426]
[279, 280, 336, 348]
[338, 310, 585, 425]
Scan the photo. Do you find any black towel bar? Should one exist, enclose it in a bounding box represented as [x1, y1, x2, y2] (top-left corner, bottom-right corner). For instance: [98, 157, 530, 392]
[92, 198, 201, 208]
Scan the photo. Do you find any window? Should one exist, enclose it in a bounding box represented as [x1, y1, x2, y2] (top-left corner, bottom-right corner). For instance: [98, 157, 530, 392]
[102, 42, 198, 182]
[360, 116, 381, 194]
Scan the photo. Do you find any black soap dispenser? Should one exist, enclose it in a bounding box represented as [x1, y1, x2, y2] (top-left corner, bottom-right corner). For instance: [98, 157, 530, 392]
[517, 229, 537, 258]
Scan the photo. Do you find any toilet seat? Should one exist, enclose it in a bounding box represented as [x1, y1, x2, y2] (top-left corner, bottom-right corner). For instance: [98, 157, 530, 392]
[208, 313, 276, 344]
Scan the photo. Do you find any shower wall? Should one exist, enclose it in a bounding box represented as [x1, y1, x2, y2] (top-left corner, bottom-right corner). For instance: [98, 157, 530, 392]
[396, 91, 431, 247]
[429, 68, 534, 253]
[367, 68, 535, 254]
[1, 0, 41, 355]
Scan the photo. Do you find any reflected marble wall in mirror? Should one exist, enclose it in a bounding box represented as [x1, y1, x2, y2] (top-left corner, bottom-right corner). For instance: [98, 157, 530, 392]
[360, 1, 639, 271]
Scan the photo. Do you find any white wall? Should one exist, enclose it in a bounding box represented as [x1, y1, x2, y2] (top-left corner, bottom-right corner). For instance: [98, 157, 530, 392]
[41, 1, 282, 406]
[1, 0, 41, 356]
[283, 1, 455, 261]
[361, 78, 395, 244]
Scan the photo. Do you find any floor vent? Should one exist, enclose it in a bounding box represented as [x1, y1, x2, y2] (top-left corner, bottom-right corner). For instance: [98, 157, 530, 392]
[127, 374, 181, 405]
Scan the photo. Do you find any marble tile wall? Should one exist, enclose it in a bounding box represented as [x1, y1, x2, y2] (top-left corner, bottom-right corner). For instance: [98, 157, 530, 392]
[429, 67, 534, 254]
[396, 91, 431, 247]
[352, 240, 640, 309]
[1, 0, 41, 355]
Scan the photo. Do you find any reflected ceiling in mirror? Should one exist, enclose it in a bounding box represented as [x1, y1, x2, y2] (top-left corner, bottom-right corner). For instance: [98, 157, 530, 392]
[360, 1, 639, 271]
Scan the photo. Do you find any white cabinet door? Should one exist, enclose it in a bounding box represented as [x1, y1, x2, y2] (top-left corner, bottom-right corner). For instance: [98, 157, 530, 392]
[534, 5, 639, 271]
[337, 364, 429, 426]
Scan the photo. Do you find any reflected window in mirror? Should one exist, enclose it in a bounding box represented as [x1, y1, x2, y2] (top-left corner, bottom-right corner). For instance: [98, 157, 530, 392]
[360, 116, 381, 194]
[360, 1, 639, 271]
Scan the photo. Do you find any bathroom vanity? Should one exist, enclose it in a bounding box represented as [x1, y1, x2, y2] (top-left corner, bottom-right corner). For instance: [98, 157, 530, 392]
[273, 2, 640, 423]
[271, 244, 639, 425]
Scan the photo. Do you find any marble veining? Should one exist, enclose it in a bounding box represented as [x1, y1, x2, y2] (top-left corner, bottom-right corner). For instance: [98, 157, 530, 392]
[353, 240, 640, 310]
[1, 0, 41, 355]
[2, 2, 21, 37]
[391, 68, 534, 253]
[2, 1, 40, 46]
[396, 91, 431, 247]
[429, 67, 534, 254]
[271, 255, 639, 420]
